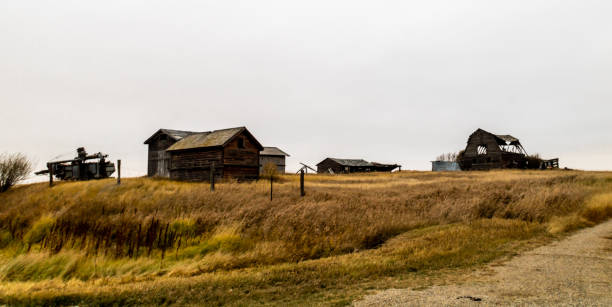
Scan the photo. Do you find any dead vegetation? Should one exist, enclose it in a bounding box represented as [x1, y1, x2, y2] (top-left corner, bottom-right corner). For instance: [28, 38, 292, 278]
[0, 153, 32, 193]
[0, 170, 610, 305]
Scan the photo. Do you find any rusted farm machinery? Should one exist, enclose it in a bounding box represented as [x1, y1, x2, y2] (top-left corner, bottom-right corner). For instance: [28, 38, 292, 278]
[35, 147, 115, 181]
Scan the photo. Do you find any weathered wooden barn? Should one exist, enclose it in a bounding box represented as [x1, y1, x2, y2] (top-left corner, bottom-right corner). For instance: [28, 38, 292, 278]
[144, 129, 198, 177]
[144, 127, 263, 181]
[259, 147, 290, 174]
[459, 128, 529, 170]
[316, 158, 400, 174]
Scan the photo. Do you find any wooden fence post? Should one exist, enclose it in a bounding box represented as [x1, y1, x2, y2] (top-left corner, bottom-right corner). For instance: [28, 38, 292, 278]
[210, 162, 215, 191]
[117, 160, 121, 185]
[270, 175, 273, 201]
[300, 169, 305, 197]
[48, 163, 53, 187]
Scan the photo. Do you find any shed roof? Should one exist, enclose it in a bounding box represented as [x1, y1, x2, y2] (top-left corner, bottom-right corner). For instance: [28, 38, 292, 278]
[318, 158, 373, 167]
[261, 147, 290, 157]
[144, 128, 198, 144]
[166, 127, 263, 151]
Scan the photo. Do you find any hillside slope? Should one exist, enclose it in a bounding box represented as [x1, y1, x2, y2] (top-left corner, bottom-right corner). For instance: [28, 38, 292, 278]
[0, 171, 611, 305]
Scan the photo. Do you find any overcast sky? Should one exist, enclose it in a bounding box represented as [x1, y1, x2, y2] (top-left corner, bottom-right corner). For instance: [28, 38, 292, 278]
[1, 1, 611, 179]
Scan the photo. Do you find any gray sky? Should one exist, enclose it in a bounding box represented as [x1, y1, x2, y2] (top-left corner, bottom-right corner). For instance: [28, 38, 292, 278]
[1, 1, 611, 179]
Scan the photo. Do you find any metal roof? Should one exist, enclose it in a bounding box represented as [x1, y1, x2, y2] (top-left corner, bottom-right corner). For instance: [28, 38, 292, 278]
[321, 158, 373, 167]
[371, 162, 401, 167]
[261, 147, 290, 157]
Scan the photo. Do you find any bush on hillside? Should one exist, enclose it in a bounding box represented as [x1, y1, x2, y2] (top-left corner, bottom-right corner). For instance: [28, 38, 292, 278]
[0, 153, 32, 193]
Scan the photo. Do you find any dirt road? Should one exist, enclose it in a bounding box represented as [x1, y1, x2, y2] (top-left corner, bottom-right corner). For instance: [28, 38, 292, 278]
[355, 220, 612, 306]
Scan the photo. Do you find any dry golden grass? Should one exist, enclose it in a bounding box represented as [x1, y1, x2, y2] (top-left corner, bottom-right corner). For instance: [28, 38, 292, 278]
[0, 170, 611, 305]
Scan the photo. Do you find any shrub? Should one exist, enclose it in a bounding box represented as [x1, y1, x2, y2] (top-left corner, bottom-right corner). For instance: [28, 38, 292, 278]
[0, 153, 32, 193]
[435, 152, 459, 162]
[261, 162, 279, 180]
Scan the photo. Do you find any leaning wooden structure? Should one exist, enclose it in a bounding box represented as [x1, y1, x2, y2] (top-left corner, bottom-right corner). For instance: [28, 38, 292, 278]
[316, 158, 400, 174]
[458, 129, 528, 170]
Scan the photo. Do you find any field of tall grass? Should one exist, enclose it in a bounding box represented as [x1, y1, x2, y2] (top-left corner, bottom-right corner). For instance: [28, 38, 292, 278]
[0, 170, 611, 305]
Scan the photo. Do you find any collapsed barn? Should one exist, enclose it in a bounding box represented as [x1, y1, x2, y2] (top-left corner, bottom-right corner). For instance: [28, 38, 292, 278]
[316, 158, 400, 174]
[144, 127, 263, 181]
[458, 128, 558, 170]
[459, 128, 528, 170]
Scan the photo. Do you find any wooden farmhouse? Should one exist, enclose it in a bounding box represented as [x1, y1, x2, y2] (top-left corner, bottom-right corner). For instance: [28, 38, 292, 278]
[316, 158, 400, 174]
[144, 127, 263, 181]
[259, 147, 290, 174]
[459, 128, 528, 170]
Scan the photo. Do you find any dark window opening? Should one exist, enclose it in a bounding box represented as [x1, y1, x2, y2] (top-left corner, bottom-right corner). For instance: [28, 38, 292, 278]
[237, 138, 245, 148]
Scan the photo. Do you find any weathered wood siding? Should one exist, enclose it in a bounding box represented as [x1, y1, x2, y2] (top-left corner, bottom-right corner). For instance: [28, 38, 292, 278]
[168, 130, 260, 181]
[462, 130, 503, 170]
[147, 135, 177, 177]
[259, 155, 286, 174]
[223, 132, 260, 180]
[168, 148, 224, 181]
[461, 129, 526, 170]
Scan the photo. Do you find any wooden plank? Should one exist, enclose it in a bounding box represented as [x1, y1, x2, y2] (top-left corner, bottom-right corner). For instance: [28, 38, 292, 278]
[117, 159, 121, 185]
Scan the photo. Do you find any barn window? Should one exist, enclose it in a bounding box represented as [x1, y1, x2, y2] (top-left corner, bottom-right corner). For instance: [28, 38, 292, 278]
[237, 137, 245, 148]
[477, 145, 488, 155]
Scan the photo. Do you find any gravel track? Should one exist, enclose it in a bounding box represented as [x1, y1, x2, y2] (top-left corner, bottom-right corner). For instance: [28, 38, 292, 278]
[355, 220, 612, 306]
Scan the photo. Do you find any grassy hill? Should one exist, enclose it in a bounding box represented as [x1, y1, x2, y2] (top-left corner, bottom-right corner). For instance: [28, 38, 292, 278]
[1, 170, 611, 306]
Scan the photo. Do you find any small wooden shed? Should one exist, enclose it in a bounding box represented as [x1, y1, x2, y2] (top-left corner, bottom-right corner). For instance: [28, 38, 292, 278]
[144, 129, 197, 177]
[259, 147, 290, 174]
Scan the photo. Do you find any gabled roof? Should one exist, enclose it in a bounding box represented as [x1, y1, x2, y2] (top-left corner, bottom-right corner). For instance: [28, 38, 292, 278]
[144, 129, 198, 144]
[317, 158, 372, 167]
[261, 147, 290, 157]
[166, 127, 263, 151]
[473, 128, 521, 146]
